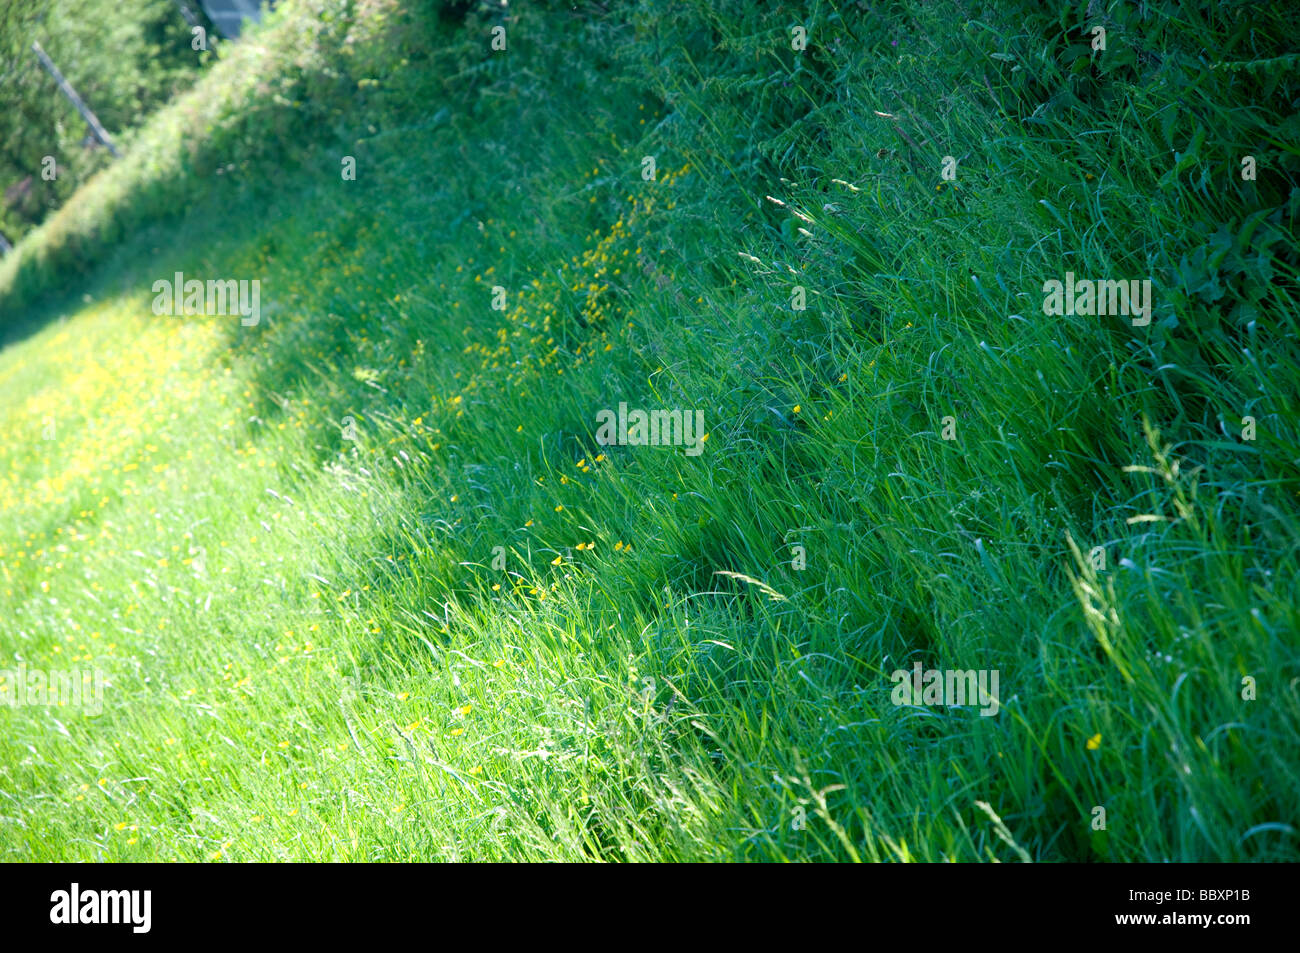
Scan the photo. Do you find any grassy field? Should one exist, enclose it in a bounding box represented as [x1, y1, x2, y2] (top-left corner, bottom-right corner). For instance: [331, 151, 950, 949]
[0, 0, 1297, 861]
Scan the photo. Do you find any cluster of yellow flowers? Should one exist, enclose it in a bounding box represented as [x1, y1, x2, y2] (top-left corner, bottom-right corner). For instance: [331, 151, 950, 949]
[459, 162, 692, 391]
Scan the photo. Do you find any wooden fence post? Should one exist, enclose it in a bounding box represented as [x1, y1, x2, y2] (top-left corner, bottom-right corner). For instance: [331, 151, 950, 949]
[30, 40, 121, 159]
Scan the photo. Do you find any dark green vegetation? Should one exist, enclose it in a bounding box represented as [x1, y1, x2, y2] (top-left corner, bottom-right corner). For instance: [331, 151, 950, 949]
[0, 0, 1297, 861]
[0, 0, 210, 244]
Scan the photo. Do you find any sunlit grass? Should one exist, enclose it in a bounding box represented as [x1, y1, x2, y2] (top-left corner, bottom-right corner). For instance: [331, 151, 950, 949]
[0, 0, 1297, 861]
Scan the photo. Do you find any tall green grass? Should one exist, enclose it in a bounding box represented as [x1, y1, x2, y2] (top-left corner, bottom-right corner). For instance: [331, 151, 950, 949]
[0, 0, 1296, 861]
